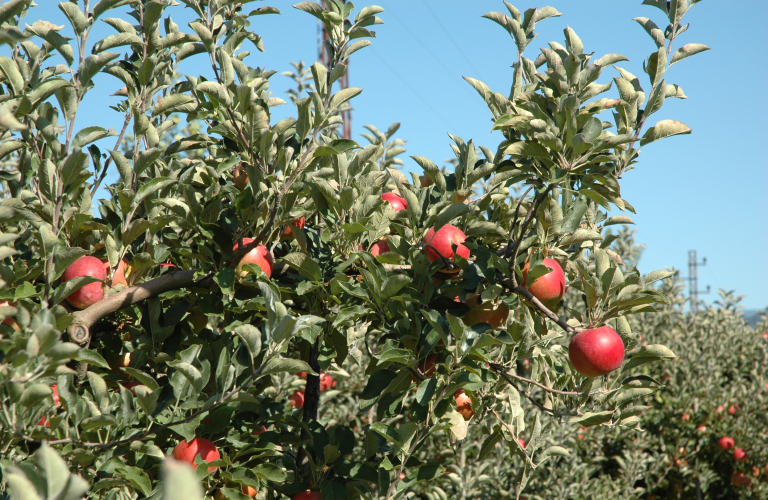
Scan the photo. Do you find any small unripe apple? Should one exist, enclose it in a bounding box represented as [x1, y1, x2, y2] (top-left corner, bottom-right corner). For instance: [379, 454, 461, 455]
[233, 163, 249, 191]
[319, 373, 337, 392]
[281, 217, 306, 240]
[568, 326, 625, 377]
[423, 224, 469, 271]
[454, 390, 473, 420]
[521, 258, 565, 306]
[172, 437, 220, 472]
[289, 390, 304, 408]
[233, 238, 273, 279]
[463, 294, 509, 329]
[381, 192, 407, 211]
[718, 436, 735, 450]
[0, 300, 20, 330]
[370, 238, 391, 257]
[293, 492, 322, 500]
[61, 255, 107, 309]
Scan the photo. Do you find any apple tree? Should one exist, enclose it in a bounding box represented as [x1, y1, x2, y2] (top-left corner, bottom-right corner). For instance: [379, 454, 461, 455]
[0, 0, 714, 499]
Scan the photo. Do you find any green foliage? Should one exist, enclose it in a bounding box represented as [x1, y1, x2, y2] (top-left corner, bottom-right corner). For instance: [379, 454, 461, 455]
[0, 1, 721, 499]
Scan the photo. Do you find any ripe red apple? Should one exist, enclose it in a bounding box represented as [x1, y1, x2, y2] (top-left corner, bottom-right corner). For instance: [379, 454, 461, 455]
[681, 413, 690, 422]
[521, 258, 565, 306]
[370, 238, 391, 256]
[233, 238, 273, 279]
[289, 390, 304, 408]
[0, 300, 20, 330]
[319, 373, 337, 392]
[462, 294, 509, 329]
[61, 255, 107, 309]
[715, 405, 724, 414]
[160, 262, 175, 268]
[296, 372, 308, 379]
[696, 425, 707, 433]
[423, 224, 469, 271]
[412, 354, 438, 382]
[518, 437, 526, 449]
[568, 326, 625, 377]
[734, 448, 747, 461]
[293, 492, 322, 500]
[281, 217, 306, 240]
[233, 163, 249, 191]
[454, 390, 473, 420]
[122, 381, 142, 395]
[172, 437, 220, 472]
[381, 192, 407, 211]
[253, 425, 268, 436]
[728, 405, 736, 416]
[718, 436, 735, 450]
[751, 466, 760, 477]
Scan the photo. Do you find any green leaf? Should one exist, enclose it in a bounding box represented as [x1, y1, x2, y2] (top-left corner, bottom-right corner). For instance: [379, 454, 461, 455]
[381, 275, 411, 302]
[252, 463, 287, 482]
[261, 357, 315, 376]
[121, 368, 160, 391]
[574, 411, 614, 427]
[77, 52, 119, 87]
[93, 0, 134, 21]
[559, 229, 601, 246]
[234, 324, 262, 360]
[167, 361, 204, 393]
[52, 276, 101, 306]
[74, 348, 110, 369]
[643, 269, 675, 284]
[640, 120, 691, 146]
[281, 252, 322, 281]
[20, 383, 52, 407]
[329, 87, 363, 110]
[603, 216, 635, 226]
[163, 458, 204, 500]
[0, 56, 24, 94]
[59, 2, 89, 35]
[196, 81, 231, 105]
[370, 422, 401, 447]
[118, 466, 151, 497]
[71, 126, 117, 149]
[80, 414, 119, 430]
[669, 43, 710, 65]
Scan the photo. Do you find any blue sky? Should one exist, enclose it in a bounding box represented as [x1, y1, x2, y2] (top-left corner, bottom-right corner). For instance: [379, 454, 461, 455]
[15, 0, 768, 309]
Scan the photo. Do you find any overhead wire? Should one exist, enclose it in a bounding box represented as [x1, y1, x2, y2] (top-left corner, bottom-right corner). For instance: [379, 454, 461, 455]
[418, 0, 484, 78]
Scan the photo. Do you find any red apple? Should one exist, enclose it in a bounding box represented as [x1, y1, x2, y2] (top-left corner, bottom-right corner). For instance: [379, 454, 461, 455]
[716, 405, 724, 414]
[319, 373, 337, 392]
[454, 390, 473, 420]
[281, 217, 306, 240]
[253, 425, 268, 436]
[61, 255, 107, 309]
[730, 471, 751, 487]
[381, 192, 407, 211]
[734, 448, 747, 461]
[423, 224, 469, 271]
[104, 258, 131, 287]
[370, 238, 391, 256]
[696, 425, 707, 433]
[751, 466, 760, 477]
[233, 238, 273, 279]
[51, 384, 60, 407]
[568, 326, 625, 377]
[241, 485, 257, 498]
[463, 294, 509, 329]
[728, 405, 736, 416]
[296, 372, 308, 380]
[718, 436, 735, 450]
[0, 300, 20, 330]
[518, 437, 526, 449]
[681, 413, 690, 422]
[289, 390, 304, 408]
[412, 354, 438, 382]
[122, 381, 142, 395]
[521, 258, 565, 306]
[293, 492, 322, 500]
[172, 437, 220, 472]
[160, 262, 175, 268]
[233, 163, 249, 191]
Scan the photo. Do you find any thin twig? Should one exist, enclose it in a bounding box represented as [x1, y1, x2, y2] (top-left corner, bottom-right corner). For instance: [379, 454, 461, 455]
[488, 363, 605, 397]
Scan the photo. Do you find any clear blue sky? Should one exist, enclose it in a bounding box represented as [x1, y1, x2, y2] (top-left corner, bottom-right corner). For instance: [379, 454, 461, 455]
[16, 0, 768, 309]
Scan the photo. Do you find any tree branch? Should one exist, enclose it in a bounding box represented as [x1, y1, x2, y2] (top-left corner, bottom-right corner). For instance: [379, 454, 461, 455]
[488, 363, 605, 397]
[497, 272, 583, 334]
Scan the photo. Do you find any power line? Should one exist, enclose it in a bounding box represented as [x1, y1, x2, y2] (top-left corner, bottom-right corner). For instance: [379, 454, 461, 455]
[418, 0, 483, 77]
[385, 6, 476, 99]
[367, 46, 460, 133]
